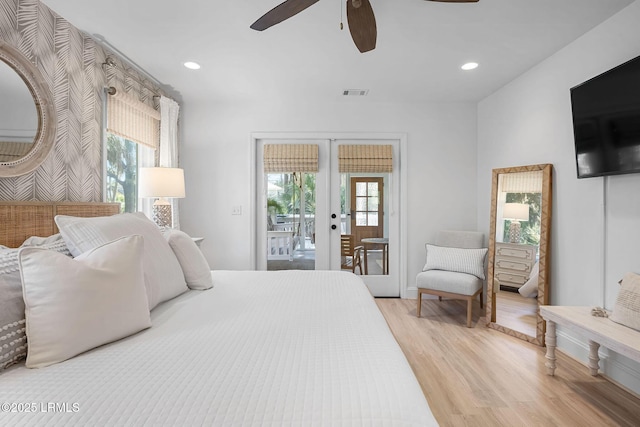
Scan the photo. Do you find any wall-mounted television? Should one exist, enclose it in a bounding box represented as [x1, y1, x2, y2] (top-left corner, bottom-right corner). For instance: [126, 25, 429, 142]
[570, 54, 640, 179]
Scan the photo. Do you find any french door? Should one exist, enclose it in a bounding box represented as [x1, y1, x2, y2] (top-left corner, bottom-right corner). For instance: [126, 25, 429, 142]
[255, 136, 402, 297]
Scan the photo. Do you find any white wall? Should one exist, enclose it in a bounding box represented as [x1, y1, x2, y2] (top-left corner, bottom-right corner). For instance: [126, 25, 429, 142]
[478, 1, 640, 393]
[180, 99, 478, 291]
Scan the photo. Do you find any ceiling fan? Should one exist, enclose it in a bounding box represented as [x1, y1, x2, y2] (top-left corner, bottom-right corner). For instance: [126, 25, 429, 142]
[250, 0, 478, 53]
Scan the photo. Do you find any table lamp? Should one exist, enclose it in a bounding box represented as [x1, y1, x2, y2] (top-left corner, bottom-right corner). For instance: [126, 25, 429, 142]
[139, 167, 185, 228]
[503, 202, 529, 243]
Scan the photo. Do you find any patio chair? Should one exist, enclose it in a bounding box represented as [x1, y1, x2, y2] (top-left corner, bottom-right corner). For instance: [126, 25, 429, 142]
[341, 234, 363, 274]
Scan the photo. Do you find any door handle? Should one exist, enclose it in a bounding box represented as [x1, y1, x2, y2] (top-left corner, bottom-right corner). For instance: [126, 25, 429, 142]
[331, 225, 337, 230]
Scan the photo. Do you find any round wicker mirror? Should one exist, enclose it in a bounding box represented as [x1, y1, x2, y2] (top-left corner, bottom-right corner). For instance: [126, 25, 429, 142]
[0, 42, 56, 177]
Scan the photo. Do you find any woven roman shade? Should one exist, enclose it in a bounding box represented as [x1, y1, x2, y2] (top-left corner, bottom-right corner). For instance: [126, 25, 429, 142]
[338, 145, 393, 173]
[107, 90, 160, 150]
[499, 171, 543, 193]
[263, 144, 319, 172]
[0, 141, 32, 162]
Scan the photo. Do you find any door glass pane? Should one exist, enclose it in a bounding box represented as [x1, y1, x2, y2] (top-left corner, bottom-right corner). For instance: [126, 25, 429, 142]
[368, 212, 378, 226]
[266, 172, 315, 271]
[350, 175, 389, 276]
[356, 197, 367, 211]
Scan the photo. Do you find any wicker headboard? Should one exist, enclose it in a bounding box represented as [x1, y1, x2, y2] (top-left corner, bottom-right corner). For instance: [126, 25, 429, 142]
[0, 202, 120, 248]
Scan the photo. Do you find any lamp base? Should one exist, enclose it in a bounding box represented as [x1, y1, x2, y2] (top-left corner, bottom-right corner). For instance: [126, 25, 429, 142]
[508, 221, 522, 244]
[152, 199, 172, 228]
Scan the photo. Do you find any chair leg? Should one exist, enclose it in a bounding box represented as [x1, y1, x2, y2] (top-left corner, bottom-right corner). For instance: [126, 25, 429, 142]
[479, 291, 483, 309]
[417, 291, 422, 318]
[466, 298, 473, 328]
[357, 256, 363, 275]
[438, 296, 442, 302]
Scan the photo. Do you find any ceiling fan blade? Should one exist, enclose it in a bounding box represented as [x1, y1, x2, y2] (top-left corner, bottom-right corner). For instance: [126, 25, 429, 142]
[250, 0, 320, 31]
[346, 0, 377, 53]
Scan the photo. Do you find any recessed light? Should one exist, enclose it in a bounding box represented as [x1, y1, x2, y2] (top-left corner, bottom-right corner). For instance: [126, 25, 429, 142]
[184, 61, 201, 70]
[461, 62, 479, 71]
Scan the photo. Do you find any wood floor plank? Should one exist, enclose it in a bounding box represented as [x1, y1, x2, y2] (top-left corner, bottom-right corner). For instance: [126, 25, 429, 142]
[376, 298, 640, 427]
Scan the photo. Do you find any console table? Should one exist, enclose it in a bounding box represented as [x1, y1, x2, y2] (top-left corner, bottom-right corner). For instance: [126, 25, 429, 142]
[540, 305, 640, 377]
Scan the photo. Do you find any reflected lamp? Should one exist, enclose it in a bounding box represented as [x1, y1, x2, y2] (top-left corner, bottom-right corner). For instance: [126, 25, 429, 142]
[503, 203, 529, 244]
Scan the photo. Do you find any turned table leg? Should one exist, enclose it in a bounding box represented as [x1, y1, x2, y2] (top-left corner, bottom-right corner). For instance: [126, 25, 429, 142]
[545, 320, 557, 375]
[588, 340, 601, 376]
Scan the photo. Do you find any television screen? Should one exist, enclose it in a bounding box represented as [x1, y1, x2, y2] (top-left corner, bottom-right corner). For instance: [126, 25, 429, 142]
[570, 54, 640, 179]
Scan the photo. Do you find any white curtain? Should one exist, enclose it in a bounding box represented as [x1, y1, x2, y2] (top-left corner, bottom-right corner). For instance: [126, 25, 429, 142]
[159, 96, 181, 228]
[137, 145, 155, 220]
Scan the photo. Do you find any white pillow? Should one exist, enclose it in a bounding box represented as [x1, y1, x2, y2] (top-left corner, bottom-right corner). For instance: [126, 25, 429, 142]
[0, 234, 72, 371]
[163, 229, 213, 290]
[19, 235, 151, 368]
[610, 272, 640, 332]
[423, 244, 487, 280]
[55, 212, 187, 310]
[518, 262, 539, 298]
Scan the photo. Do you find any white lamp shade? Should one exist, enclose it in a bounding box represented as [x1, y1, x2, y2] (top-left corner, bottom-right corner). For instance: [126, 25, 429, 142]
[139, 167, 185, 198]
[503, 203, 529, 222]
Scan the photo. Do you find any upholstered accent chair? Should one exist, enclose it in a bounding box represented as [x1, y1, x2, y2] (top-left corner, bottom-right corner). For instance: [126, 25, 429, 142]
[341, 234, 363, 275]
[416, 230, 487, 327]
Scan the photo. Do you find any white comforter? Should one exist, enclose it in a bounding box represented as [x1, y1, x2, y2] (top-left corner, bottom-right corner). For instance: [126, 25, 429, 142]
[0, 270, 437, 426]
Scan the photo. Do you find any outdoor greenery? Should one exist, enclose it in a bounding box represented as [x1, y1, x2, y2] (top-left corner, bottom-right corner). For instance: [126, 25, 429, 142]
[273, 173, 316, 214]
[503, 192, 542, 246]
[268, 173, 316, 237]
[106, 134, 137, 213]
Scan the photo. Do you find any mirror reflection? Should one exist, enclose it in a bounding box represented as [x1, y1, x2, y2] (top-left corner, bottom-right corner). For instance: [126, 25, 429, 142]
[493, 170, 543, 338]
[488, 164, 551, 345]
[0, 57, 38, 162]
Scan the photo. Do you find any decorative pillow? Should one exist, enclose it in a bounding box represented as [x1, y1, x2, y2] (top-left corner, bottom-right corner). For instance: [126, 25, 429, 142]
[55, 212, 187, 310]
[610, 272, 640, 331]
[423, 244, 488, 280]
[19, 235, 151, 368]
[163, 229, 213, 290]
[518, 262, 539, 298]
[0, 234, 72, 371]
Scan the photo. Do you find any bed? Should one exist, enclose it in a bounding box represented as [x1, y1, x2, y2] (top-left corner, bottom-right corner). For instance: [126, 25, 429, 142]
[0, 202, 438, 426]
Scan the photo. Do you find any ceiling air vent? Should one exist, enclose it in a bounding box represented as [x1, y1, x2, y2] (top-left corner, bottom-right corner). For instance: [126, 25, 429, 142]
[343, 89, 369, 96]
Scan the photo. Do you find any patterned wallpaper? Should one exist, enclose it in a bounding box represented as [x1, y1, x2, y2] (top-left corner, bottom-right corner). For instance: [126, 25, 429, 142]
[0, 0, 162, 201]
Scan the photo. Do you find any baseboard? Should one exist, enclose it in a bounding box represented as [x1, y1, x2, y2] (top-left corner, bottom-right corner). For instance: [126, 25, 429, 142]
[557, 327, 640, 396]
[406, 286, 418, 299]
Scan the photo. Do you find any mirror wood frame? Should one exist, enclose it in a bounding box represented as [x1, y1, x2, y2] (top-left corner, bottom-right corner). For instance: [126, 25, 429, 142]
[0, 41, 56, 177]
[486, 163, 553, 346]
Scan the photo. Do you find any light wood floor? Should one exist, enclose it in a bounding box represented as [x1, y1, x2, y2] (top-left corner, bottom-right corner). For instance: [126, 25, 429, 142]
[376, 298, 640, 427]
[495, 291, 538, 338]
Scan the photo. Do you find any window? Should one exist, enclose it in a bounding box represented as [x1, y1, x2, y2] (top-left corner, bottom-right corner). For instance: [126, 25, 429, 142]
[106, 134, 138, 213]
[104, 89, 160, 214]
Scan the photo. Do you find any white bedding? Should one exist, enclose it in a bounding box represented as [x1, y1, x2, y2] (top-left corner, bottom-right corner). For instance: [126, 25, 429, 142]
[0, 270, 437, 426]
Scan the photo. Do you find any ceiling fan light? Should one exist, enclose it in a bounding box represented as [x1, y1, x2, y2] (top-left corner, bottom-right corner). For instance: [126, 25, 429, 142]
[461, 62, 479, 71]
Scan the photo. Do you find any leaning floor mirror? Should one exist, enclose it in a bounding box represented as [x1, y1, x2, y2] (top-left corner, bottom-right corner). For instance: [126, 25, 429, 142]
[486, 164, 552, 346]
